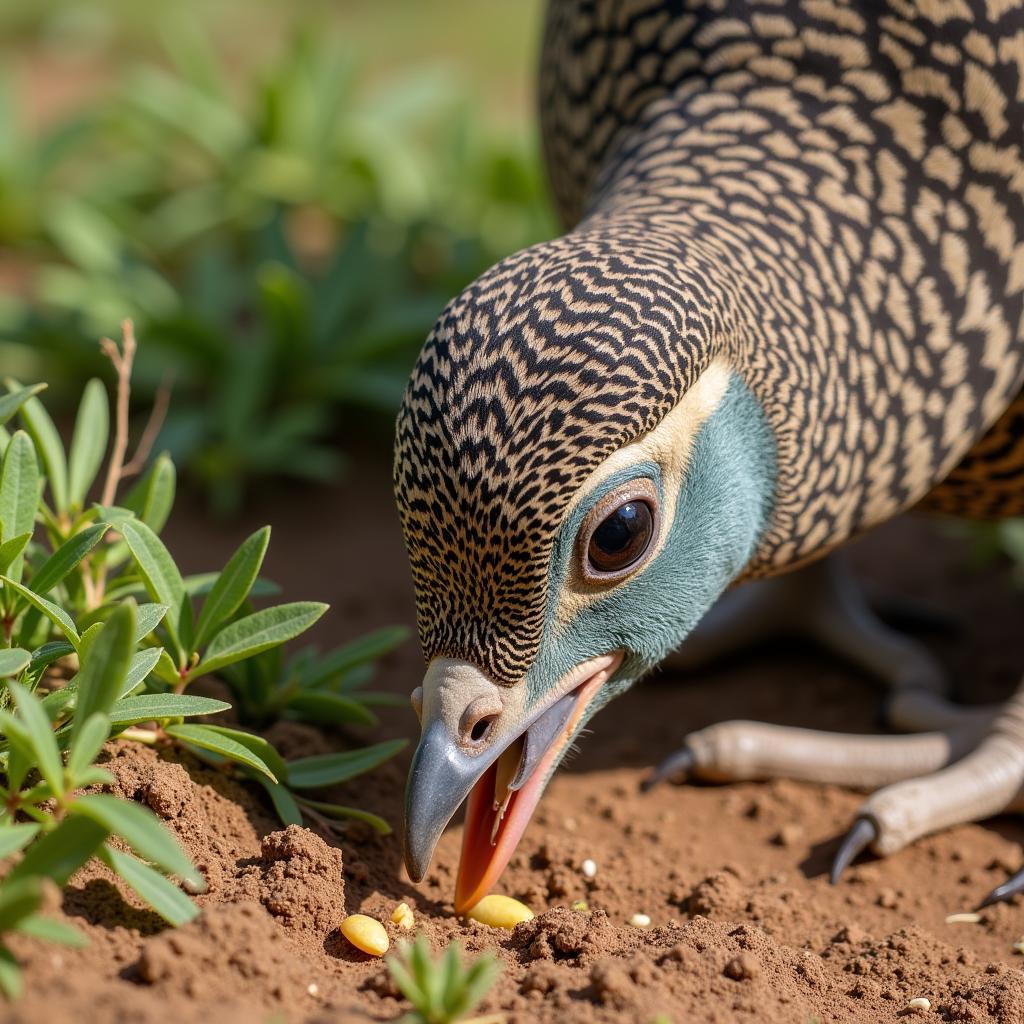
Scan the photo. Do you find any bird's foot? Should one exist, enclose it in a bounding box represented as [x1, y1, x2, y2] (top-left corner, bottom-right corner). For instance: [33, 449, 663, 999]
[645, 687, 1024, 908]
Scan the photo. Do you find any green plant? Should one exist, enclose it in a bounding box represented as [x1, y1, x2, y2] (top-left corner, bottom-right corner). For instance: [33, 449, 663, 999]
[386, 934, 501, 1024]
[2, 26, 554, 513]
[0, 327, 407, 994]
[221, 624, 408, 729]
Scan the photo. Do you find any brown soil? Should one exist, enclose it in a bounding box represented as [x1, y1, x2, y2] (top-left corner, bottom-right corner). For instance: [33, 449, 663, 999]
[7, 454, 1024, 1023]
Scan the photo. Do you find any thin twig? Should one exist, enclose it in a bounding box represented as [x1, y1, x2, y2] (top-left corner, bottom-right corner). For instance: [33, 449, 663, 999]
[99, 319, 137, 508]
[121, 371, 174, 480]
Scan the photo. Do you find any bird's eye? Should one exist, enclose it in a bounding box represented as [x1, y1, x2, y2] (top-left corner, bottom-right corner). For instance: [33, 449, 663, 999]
[578, 479, 660, 582]
[587, 501, 654, 573]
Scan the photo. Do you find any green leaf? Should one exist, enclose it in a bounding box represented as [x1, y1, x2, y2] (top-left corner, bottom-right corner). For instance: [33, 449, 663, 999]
[152, 648, 181, 687]
[191, 602, 327, 679]
[68, 379, 109, 508]
[30, 524, 109, 595]
[0, 879, 40, 934]
[193, 526, 270, 650]
[67, 712, 110, 779]
[257, 779, 303, 827]
[15, 914, 88, 947]
[0, 648, 29, 678]
[118, 647, 165, 698]
[108, 693, 230, 727]
[0, 432, 39, 584]
[97, 845, 199, 926]
[28, 640, 74, 674]
[120, 521, 187, 660]
[0, 826, 39, 860]
[294, 797, 392, 835]
[195, 725, 287, 781]
[121, 454, 175, 533]
[0, 946, 21, 999]
[0, 576, 79, 644]
[286, 738, 406, 790]
[165, 723, 278, 782]
[285, 691, 377, 727]
[184, 573, 280, 599]
[68, 794, 199, 885]
[8, 681, 63, 796]
[135, 603, 169, 641]
[311, 626, 409, 688]
[9, 383, 68, 513]
[9, 815, 108, 886]
[0, 384, 46, 431]
[0, 534, 30, 576]
[72, 601, 135, 746]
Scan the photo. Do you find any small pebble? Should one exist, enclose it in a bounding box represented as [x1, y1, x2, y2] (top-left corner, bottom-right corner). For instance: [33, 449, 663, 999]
[340, 914, 389, 957]
[391, 902, 415, 930]
[907, 996, 931, 1012]
[630, 913, 652, 928]
[774, 823, 804, 848]
[724, 952, 761, 981]
[877, 888, 898, 909]
[945, 912, 982, 924]
[466, 894, 534, 930]
[307, 983, 319, 997]
[581, 858, 598, 879]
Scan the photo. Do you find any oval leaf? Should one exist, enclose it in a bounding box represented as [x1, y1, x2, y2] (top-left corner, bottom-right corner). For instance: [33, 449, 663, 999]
[30, 524, 109, 595]
[68, 379, 109, 508]
[193, 526, 270, 650]
[68, 794, 199, 885]
[0, 576, 79, 645]
[0, 648, 30, 678]
[8, 815, 108, 887]
[72, 601, 136, 744]
[286, 738, 407, 790]
[165, 723, 278, 783]
[190, 602, 327, 679]
[8, 681, 64, 796]
[120, 520, 187, 659]
[0, 433, 39, 584]
[8, 383, 68, 513]
[108, 693, 230, 727]
[98, 844, 200, 925]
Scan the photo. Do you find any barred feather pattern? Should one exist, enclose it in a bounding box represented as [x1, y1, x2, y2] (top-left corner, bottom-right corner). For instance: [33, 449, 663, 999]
[395, 0, 1024, 684]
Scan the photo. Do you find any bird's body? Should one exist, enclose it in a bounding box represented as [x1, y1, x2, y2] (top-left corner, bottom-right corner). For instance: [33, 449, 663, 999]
[396, 0, 1024, 912]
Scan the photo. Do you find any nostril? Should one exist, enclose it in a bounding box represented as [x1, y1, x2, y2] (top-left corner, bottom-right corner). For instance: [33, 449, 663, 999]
[459, 695, 503, 746]
[470, 715, 497, 743]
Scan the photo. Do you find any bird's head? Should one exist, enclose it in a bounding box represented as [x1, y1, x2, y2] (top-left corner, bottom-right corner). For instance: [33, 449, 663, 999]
[394, 231, 776, 911]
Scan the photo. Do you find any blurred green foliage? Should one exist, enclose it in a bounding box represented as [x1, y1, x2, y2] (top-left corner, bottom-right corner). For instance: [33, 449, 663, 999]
[1, 14, 554, 513]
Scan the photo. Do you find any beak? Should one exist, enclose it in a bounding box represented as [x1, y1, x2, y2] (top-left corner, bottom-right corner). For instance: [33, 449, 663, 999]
[403, 651, 623, 914]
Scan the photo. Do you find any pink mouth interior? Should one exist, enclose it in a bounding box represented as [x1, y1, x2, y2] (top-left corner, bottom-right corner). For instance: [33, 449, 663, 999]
[454, 657, 620, 914]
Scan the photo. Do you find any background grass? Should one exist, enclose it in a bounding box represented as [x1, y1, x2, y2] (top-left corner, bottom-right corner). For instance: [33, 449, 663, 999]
[0, 0, 552, 513]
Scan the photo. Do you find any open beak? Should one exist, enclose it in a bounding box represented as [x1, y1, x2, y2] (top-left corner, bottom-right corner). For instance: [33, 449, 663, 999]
[403, 651, 623, 914]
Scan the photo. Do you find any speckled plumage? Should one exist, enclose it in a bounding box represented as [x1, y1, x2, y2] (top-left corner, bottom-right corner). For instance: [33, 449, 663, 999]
[395, 0, 1024, 686]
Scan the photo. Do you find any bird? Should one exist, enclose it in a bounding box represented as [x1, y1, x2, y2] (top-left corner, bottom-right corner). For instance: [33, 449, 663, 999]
[393, 0, 1024, 915]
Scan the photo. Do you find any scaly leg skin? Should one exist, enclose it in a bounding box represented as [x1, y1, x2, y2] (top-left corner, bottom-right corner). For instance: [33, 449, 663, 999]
[649, 555, 1024, 906]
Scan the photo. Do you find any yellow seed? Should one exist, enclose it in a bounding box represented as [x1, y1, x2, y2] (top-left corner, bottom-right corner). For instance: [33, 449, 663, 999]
[907, 997, 931, 1013]
[391, 902, 415, 930]
[630, 913, 652, 928]
[465, 894, 534, 929]
[340, 914, 389, 956]
[571, 899, 589, 912]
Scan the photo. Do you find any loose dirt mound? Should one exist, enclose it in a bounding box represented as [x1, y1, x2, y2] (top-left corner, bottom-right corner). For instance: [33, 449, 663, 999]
[5, 472, 1024, 1023]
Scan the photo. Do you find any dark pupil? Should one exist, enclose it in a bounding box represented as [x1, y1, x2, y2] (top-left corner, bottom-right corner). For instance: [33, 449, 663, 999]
[588, 502, 653, 573]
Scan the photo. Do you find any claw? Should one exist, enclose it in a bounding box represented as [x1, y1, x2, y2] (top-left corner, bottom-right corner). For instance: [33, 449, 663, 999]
[977, 866, 1024, 909]
[830, 817, 877, 884]
[641, 746, 695, 792]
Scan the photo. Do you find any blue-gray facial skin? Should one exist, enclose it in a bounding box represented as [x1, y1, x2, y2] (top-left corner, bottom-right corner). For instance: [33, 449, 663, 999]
[524, 375, 777, 779]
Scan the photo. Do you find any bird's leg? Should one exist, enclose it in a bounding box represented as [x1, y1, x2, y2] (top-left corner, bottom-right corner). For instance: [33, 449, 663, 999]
[643, 717, 991, 792]
[829, 679, 1024, 901]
